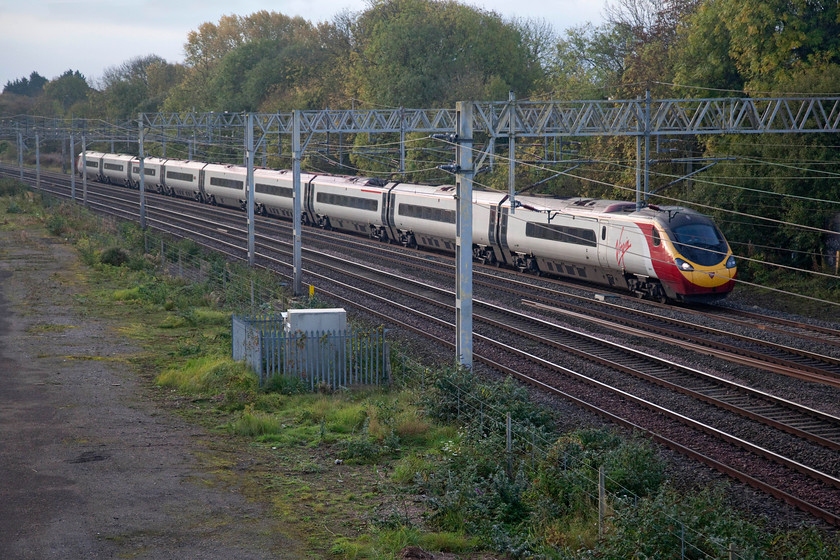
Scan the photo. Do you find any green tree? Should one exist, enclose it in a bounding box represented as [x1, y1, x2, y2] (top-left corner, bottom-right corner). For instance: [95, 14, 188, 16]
[672, 0, 743, 92]
[40, 70, 91, 115]
[352, 0, 541, 107]
[674, 0, 840, 92]
[100, 55, 184, 118]
[3, 71, 48, 96]
[167, 11, 317, 112]
[548, 23, 633, 98]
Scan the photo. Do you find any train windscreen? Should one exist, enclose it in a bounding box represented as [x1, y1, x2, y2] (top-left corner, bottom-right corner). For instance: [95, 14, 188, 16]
[670, 220, 729, 266]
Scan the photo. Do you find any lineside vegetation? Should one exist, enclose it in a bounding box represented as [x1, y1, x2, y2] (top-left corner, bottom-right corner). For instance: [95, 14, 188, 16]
[2, 179, 839, 558]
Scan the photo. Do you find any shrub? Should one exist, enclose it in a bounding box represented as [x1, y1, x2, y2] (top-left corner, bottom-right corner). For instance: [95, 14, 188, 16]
[99, 246, 129, 267]
[262, 374, 308, 395]
[0, 178, 26, 197]
[46, 214, 68, 236]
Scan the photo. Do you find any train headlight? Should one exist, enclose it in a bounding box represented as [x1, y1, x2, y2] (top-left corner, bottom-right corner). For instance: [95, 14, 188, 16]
[674, 258, 694, 272]
[726, 255, 736, 269]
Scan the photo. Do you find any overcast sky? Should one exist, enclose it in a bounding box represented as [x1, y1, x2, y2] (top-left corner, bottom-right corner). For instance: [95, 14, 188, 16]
[0, 0, 606, 90]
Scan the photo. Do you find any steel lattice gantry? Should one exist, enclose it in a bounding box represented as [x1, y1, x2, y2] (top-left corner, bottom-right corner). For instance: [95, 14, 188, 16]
[4, 96, 840, 368]
[6, 96, 840, 159]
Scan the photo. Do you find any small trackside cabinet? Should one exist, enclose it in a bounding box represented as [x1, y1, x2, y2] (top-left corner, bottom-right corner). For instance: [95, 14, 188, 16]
[282, 308, 347, 334]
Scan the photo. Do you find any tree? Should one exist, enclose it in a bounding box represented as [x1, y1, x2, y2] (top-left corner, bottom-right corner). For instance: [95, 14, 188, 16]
[672, 0, 743, 93]
[351, 0, 541, 107]
[99, 55, 184, 119]
[674, 0, 840, 93]
[548, 23, 633, 98]
[167, 11, 317, 112]
[41, 70, 91, 115]
[183, 11, 313, 67]
[3, 71, 48, 96]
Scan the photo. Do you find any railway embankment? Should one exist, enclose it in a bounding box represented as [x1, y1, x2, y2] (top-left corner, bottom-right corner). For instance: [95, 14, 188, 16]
[2, 182, 839, 559]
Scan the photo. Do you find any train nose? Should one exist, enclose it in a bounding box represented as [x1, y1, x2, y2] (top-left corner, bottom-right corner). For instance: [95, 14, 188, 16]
[686, 264, 736, 288]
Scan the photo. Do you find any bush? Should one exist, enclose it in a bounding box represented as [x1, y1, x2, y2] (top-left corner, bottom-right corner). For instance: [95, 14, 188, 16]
[99, 246, 129, 267]
[600, 485, 764, 559]
[230, 408, 283, 437]
[0, 178, 26, 197]
[46, 214, 68, 236]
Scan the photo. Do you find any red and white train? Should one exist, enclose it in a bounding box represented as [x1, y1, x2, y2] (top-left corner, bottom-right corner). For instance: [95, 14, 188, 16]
[77, 151, 737, 302]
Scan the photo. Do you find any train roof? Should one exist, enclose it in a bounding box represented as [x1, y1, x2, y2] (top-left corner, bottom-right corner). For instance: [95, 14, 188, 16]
[513, 196, 707, 221]
[310, 173, 388, 189]
[254, 167, 317, 181]
[171, 160, 210, 171]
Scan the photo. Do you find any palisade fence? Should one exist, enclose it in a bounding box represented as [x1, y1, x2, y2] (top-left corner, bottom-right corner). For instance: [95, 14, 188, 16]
[233, 314, 389, 389]
[398, 353, 750, 560]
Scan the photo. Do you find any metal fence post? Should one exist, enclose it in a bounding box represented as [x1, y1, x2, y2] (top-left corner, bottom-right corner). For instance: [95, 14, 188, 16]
[35, 131, 40, 190]
[70, 134, 76, 202]
[598, 466, 606, 538]
[506, 412, 513, 478]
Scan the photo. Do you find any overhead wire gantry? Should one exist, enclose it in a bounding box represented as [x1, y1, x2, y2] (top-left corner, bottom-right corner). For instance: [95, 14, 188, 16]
[3, 94, 840, 367]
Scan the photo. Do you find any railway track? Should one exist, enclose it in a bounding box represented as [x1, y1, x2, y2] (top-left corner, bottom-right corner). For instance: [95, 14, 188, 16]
[5, 163, 840, 526]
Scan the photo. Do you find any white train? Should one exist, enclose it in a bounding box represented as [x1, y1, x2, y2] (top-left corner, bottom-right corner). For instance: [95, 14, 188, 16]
[77, 151, 737, 302]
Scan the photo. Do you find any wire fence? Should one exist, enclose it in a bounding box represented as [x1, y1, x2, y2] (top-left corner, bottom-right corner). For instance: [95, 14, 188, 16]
[144, 229, 292, 315]
[396, 352, 749, 560]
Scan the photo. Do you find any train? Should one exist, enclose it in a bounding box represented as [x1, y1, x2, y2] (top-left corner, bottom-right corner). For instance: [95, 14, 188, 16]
[76, 151, 737, 302]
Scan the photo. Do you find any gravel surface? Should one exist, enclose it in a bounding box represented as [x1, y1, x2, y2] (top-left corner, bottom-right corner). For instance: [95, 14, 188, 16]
[0, 229, 303, 559]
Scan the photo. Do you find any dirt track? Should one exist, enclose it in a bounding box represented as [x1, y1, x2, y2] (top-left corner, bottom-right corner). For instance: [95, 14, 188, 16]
[0, 229, 302, 559]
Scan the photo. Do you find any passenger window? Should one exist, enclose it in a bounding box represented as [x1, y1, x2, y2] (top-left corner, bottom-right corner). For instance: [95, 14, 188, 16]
[652, 227, 661, 247]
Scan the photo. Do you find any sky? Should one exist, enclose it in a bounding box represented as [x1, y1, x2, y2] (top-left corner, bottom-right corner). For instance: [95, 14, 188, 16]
[0, 0, 607, 90]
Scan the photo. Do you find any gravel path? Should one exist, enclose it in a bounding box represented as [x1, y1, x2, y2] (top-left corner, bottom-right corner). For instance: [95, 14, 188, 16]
[0, 229, 302, 559]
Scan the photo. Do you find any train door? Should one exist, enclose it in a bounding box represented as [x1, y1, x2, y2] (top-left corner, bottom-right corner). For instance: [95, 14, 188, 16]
[495, 206, 512, 265]
[198, 169, 206, 201]
[382, 187, 399, 242]
[303, 177, 316, 224]
[597, 220, 610, 268]
[489, 199, 510, 265]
